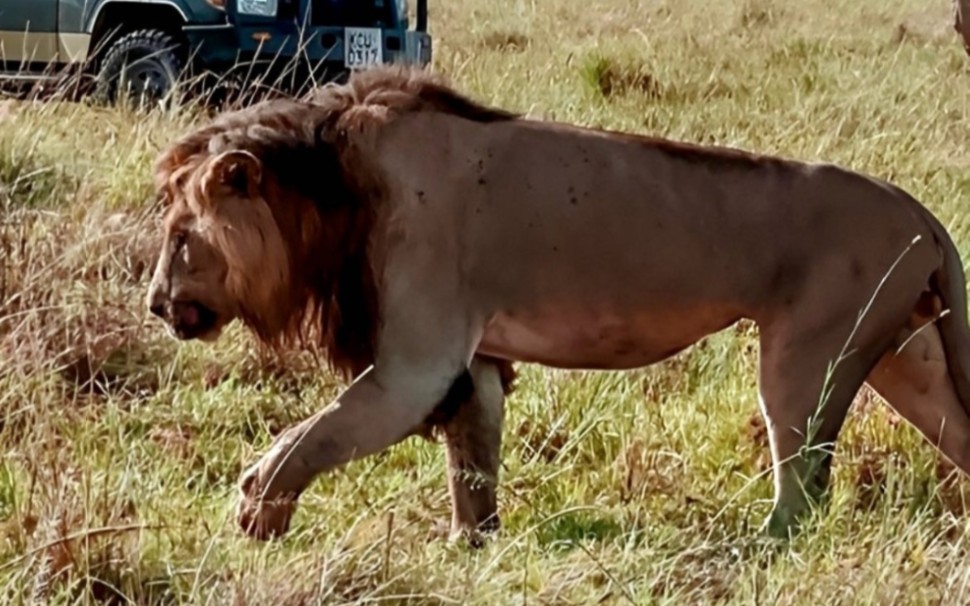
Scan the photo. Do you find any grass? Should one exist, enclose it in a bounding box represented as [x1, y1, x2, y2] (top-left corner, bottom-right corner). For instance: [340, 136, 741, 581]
[3, 0, 970, 603]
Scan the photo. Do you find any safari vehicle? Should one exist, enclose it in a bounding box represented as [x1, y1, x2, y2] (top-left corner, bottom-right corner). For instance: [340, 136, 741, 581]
[0, 0, 431, 102]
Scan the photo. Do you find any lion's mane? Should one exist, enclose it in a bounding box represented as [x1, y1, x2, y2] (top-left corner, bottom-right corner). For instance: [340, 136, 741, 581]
[154, 66, 516, 387]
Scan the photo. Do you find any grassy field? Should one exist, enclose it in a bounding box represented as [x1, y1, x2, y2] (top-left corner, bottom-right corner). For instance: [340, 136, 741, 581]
[3, 0, 970, 603]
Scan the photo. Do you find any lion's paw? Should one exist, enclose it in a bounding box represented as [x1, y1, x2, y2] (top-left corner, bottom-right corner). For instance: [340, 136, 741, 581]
[236, 466, 298, 541]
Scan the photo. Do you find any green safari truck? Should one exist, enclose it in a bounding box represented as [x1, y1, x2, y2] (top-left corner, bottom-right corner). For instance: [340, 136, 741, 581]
[0, 0, 431, 102]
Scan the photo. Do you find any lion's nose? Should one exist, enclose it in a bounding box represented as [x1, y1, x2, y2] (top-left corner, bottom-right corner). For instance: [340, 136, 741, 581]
[148, 290, 168, 319]
[149, 302, 166, 318]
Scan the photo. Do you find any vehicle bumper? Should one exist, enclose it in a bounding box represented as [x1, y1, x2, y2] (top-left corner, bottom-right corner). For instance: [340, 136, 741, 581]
[183, 23, 241, 67]
[190, 23, 430, 69]
[403, 31, 432, 66]
[185, 22, 432, 80]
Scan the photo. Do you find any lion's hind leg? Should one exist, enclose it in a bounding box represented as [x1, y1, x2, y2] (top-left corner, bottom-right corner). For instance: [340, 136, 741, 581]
[866, 312, 970, 476]
[757, 316, 890, 540]
[440, 356, 512, 546]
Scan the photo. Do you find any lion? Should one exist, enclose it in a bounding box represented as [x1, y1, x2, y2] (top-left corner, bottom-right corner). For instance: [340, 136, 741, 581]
[957, 0, 970, 54]
[147, 65, 970, 544]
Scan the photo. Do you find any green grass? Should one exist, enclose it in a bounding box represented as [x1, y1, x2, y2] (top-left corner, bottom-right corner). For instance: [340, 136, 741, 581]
[4, 0, 970, 603]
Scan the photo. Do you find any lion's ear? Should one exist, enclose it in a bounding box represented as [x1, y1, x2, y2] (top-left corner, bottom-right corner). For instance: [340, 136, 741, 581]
[202, 150, 263, 199]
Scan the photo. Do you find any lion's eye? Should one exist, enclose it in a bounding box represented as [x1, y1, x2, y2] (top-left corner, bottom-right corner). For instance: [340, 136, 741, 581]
[172, 232, 187, 251]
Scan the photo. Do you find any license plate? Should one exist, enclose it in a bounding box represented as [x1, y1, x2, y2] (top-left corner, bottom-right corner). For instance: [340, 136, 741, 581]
[344, 27, 383, 69]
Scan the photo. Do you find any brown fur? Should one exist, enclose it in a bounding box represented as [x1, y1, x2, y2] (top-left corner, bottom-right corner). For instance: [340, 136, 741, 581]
[153, 66, 516, 381]
[956, 0, 970, 54]
[153, 68, 520, 541]
[153, 64, 784, 380]
[153, 65, 970, 545]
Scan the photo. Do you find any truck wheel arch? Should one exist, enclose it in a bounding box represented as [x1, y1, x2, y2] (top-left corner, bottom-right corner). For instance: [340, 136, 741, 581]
[88, 1, 188, 65]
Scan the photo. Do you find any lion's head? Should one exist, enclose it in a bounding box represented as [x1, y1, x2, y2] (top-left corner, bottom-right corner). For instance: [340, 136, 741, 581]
[146, 94, 382, 378]
[147, 148, 287, 341]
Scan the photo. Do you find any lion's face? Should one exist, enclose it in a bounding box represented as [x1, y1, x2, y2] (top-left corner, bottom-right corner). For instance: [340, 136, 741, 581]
[147, 149, 290, 342]
[147, 206, 235, 341]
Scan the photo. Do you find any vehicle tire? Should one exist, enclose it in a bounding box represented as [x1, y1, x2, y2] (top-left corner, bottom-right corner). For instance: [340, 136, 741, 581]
[94, 29, 183, 105]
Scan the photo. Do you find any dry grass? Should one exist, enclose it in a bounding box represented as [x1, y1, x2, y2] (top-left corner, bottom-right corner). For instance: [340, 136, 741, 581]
[4, 0, 970, 603]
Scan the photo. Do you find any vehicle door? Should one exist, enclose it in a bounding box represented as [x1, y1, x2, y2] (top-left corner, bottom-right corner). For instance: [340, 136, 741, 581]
[56, 0, 89, 64]
[0, 1, 59, 68]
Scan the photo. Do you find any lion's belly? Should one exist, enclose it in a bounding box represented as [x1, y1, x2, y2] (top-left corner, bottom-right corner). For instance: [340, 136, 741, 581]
[477, 306, 741, 370]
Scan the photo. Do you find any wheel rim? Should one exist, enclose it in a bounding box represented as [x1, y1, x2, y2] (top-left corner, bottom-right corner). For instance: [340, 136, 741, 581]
[121, 58, 171, 100]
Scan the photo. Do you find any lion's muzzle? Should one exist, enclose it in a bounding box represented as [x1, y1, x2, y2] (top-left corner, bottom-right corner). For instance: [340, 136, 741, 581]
[148, 292, 218, 341]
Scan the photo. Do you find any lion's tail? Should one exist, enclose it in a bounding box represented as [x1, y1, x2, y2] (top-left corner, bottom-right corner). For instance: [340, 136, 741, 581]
[925, 210, 970, 413]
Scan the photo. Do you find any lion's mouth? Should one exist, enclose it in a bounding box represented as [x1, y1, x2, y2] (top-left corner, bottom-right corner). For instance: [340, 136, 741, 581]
[169, 300, 220, 341]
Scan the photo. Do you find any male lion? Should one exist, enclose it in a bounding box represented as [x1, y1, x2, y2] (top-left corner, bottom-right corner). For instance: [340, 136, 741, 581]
[148, 65, 970, 543]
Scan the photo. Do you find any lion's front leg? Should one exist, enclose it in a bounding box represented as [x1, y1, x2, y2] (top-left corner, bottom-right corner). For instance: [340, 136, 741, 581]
[236, 251, 482, 539]
[442, 356, 510, 546]
[237, 365, 474, 539]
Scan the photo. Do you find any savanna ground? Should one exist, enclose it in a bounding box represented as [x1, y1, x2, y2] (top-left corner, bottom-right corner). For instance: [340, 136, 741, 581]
[3, 0, 970, 603]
